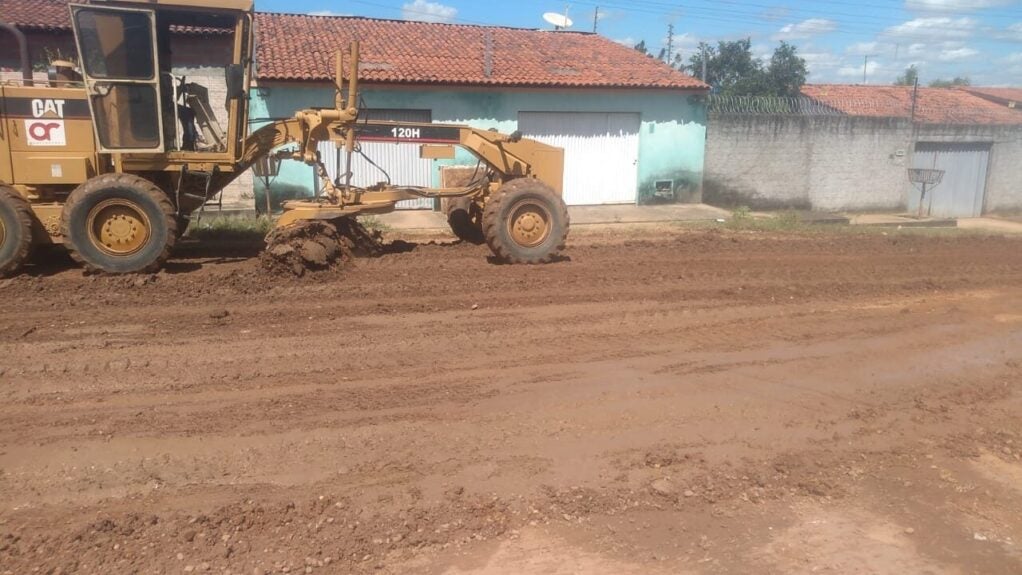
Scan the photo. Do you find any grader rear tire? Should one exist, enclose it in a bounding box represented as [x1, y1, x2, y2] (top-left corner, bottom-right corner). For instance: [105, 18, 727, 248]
[481, 178, 569, 264]
[61, 174, 178, 274]
[0, 186, 34, 277]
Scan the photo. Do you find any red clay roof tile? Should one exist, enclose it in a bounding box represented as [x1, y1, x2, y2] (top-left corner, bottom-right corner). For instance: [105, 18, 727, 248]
[801, 84, 1022, 125]
[252, 13, 706, 89]
[1, 1, 706, 89]
[959, 86, 1022, 108]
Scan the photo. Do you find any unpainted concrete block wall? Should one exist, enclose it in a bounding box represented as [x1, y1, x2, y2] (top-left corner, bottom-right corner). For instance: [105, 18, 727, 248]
[705, 115, 911, 212]
[913, 124, 1022, 214]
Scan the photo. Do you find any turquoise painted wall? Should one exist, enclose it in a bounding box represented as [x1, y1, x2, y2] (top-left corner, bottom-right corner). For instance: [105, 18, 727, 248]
[249, 85, 707, 206]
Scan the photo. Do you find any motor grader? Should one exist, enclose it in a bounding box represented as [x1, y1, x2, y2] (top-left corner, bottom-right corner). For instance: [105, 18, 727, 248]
[0, 0, 568, 276]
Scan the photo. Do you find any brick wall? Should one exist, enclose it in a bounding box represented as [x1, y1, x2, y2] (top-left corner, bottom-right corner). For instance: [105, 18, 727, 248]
[705, 114, 1022, 214]
[170, 35, 252, 210]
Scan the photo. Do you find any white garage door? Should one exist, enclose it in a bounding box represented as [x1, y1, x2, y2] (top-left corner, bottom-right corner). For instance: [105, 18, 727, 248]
[518, 112, 640, 205]
[319, 109, 434, 210]
[909, 142, 990, 218]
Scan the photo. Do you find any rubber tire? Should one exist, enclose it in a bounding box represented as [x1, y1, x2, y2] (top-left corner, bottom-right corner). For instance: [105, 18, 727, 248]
[0, 186, 34, 277]
[482, 178, 569, 264]
[446, 197, 484, 244]
[61, 174, 178, 274]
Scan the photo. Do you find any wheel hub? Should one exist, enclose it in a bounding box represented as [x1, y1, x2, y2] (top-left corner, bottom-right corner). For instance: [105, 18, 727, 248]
[508, 201, 552, 248]
[87, 199, 151, 256]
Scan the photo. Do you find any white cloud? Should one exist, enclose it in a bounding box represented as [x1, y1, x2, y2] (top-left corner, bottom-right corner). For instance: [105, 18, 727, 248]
[884, 17, 978, 40]
[938, 46, 980, 60]
[837, 59, 881, 78]
[800, 50, 843, 77]
[1004, 52, 1022, 63]
[308, 10, 348, 16]
[614, 37, 638, 47]
[774, 18, 838, 40]
[845, 41, 881, 55]
[401, 0, 457, 23]
[906, 0, 1013, 11]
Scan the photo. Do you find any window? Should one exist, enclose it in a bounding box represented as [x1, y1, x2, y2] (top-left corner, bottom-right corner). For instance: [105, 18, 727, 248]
[75, 10, 154, 80]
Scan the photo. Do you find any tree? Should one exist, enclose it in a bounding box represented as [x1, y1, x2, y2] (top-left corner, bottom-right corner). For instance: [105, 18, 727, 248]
[895, 65, 919, 86]
[688, 39, 765, 95]
[686, 39, 807, 96]
[633, 40, 648, 56]
[767, 41, 808, 97]
[929, 76, 971, 88]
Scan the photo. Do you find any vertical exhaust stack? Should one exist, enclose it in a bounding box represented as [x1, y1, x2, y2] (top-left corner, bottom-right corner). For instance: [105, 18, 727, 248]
[342, 41, 359, 191]
[0, 20, 33, 86]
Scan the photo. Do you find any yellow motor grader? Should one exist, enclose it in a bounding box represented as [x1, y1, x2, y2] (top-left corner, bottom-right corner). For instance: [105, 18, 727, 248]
[0, 0, 568, 275]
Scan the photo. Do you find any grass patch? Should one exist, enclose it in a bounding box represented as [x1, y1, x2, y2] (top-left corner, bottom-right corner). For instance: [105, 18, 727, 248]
[725, 206, 803, 231]
[186, 214, 275, 242]
[358, 215, 391, 234]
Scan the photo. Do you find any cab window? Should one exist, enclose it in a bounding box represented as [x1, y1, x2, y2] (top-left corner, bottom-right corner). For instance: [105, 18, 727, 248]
[74, 10, 154, 80]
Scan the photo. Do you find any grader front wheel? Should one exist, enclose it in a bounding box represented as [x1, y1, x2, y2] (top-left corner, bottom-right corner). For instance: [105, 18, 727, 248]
[0, 186, 34, 277]
[482, 179, 569, 264]
[61, 174, 178, 274]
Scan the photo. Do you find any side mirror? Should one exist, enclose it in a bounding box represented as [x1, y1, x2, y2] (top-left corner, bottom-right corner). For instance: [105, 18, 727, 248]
[225, 64, 245, 99]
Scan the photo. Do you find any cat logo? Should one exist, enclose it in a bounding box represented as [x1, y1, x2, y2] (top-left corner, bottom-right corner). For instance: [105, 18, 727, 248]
[25, 98, 68, 146]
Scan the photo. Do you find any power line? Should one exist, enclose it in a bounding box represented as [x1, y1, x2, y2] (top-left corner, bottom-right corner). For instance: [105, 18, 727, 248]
[567, 0, 1022, 44]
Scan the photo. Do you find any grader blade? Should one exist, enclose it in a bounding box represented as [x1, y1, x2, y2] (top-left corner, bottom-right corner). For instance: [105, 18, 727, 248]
[260, 217, 383, 276]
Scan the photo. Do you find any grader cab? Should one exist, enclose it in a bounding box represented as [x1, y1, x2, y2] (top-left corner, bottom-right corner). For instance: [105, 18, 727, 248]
[0, 0, 568, 276]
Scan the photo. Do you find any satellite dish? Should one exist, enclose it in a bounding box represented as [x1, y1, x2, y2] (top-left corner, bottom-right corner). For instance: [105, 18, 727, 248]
[543, 12, 573, 30]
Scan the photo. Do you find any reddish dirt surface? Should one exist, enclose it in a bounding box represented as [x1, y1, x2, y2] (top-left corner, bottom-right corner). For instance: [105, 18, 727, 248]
[1, 225, 1022, 574]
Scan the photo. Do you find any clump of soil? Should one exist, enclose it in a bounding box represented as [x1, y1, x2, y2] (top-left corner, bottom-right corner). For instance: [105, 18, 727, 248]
[260, 218, 383, 276]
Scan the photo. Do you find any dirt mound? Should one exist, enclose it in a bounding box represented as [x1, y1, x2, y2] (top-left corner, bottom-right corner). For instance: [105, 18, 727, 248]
[260, 218, 383, 276]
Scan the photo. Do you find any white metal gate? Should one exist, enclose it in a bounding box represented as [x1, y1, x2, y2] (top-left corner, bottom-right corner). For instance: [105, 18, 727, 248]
[909, 142, 991, 218]
[318, 109, 434, 209]
[518, 112, 640, 205]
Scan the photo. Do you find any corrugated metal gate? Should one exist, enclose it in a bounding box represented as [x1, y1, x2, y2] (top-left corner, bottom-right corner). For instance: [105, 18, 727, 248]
[518, 112, 640, 205]
[319, 109, 434, 209]
[909, 142, 991, 218]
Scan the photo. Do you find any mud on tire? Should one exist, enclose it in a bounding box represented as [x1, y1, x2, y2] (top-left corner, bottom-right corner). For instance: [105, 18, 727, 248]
[61, 174, 178, 274]
[481, 178, 569, 264]
[0, 185, 34, 277]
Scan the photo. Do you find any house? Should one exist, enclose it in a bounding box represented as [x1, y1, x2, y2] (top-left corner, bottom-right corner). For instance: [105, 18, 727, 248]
[705, 84, 1022, 217]
[1, 1, 710, 209]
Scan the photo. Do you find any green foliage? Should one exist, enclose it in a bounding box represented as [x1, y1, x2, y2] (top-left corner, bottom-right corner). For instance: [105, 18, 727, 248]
[768, 42, 807, 97]
[358, 215, 391, 233]
[725, 207, 804, 231]
[188, 214, 275, 241]
[929, 76, 971, 88]
[686, 39, 808, 96]
[633, 40, 648, 56]
[726, 205, 754, 229]
[895, 65, 919, 86]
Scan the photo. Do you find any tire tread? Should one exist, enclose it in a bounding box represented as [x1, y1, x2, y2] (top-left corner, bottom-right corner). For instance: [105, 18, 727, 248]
[481, 178, 569, 264]
[61, 173, 178, 274]
[0, 185, 34, 277]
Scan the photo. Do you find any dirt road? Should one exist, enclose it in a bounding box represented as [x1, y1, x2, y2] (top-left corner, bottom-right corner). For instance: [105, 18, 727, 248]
[1, 225, 1021, 574]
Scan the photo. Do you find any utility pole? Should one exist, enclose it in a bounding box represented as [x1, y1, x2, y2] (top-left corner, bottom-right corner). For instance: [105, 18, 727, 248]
[592, 6, 599, 33]
[910, 76, 919, 123]
[701, 44, 707, 82]
[863, 54, 878, 84]
[666, 23, 674, 63]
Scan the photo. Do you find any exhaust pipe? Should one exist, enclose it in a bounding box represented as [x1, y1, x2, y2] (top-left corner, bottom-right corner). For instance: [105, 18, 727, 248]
[0, 20, 33, 87]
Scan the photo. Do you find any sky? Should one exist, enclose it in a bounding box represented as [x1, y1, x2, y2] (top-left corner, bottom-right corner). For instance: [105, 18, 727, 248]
[255, 0, 1022, 86]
